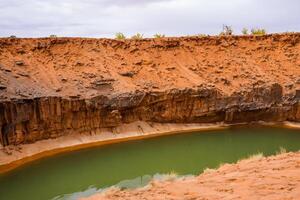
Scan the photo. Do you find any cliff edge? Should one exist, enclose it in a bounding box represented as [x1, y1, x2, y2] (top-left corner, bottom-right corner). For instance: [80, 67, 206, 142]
[0, 33, 300, 146]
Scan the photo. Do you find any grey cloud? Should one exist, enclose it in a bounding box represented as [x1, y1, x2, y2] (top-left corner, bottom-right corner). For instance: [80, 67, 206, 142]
[0, 0, 299, 37]
[101, 0, 175, 7]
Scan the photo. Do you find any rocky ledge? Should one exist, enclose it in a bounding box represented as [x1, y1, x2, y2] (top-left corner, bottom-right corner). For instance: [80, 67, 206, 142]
[0, 84, 299, 146]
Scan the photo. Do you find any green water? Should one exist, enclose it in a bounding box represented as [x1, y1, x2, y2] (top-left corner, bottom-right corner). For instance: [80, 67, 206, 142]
[0, 126, 300, 200]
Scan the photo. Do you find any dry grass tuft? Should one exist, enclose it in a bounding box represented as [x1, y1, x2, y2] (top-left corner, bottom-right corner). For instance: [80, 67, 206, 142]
[160, 171, 178, 182]
[247, 152, 264, 160]
[153, 33, 165, 38]
[276, 147, 287, 155]
[203, 167, 216, 174]
[251, 28, 267, 35]
[131, 33, 143, 39]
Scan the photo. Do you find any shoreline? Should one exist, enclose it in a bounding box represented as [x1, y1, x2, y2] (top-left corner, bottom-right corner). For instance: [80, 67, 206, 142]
[0, 121, 299, 174]
[82, 151, 300, 200]
[0, 121, 228, 174]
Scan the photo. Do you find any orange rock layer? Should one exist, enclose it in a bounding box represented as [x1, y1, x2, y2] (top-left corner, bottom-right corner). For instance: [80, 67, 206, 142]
[0, 33, 300, 146]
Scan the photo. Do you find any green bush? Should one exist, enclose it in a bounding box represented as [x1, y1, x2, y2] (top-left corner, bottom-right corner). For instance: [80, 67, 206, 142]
[9, 35, 17, 38]
[153, 33, 165, 38]
[251, 28, 266, 35]
[49, 34, 57, 38]
[131, 33, 143, 39]
[241, 28, 248, 35]
[115, 32, 126, 39]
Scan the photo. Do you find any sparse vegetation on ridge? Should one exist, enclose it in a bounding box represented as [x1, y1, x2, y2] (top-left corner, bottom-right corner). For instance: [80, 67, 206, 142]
[115, 32, 126, 39]
[110, 28, 294, 39]
[197, 34, 208, 37]
[131, 33, 144, 39]
[251, 28, 267, 35]
[219, 25, 233, 36]
[242, 28, 248, 35]
[153, 33, 165, 38]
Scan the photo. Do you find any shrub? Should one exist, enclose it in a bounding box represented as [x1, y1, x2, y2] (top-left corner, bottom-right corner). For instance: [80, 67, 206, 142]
[49, 34, 57, 38]
[220, 25, 233, 36]
[115, 32, 126, 39]
[9, 35, 17, 38]
[197, 34, 208, 37]
[241, 28, 248, 35]
[153, 33, 165, 38]
[251, 28, 266, 35]
[131, 33, 143, 39]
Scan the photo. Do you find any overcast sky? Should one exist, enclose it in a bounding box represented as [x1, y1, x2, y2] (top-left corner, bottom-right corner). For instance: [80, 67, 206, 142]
[0, 0, 299, 38]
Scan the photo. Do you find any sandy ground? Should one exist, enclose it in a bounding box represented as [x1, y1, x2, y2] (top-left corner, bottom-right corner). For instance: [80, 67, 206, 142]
[83, 151, 300, 200]
[0, 121, 227, 173]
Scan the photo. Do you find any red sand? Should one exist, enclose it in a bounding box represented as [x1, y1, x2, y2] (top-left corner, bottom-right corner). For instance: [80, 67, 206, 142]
[83, 152, 300, 200]
[0, 33, 299, 100]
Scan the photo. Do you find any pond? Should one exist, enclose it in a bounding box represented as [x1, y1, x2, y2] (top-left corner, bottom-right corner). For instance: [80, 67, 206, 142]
[0, 126, 300, 200]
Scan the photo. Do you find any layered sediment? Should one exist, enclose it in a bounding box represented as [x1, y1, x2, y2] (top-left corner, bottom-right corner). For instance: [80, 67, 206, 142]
[0, 84, 300, 146]
[0, 33, 300, 147]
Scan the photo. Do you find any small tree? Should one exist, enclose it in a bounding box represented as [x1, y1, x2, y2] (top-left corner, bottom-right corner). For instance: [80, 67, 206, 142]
[115, 32, 126, 39]
[225, 25, 233, 35]
[9, 35, 17, 38]
[251, 28, 266, 35]
[153, 33, 165, 38]
[131, 33, 143, 39]
[220, 25, 233, 36]
[49, 34, 57, 38]
[241, 28, 248, 35]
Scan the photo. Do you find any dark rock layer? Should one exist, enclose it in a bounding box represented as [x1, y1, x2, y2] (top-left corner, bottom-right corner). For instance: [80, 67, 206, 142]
[0, 84, 299, 146]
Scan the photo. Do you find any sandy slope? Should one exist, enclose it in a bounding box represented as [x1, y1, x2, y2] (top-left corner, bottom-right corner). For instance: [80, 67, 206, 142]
[83, 152, 300, 200]
[0, 33, 299, 100]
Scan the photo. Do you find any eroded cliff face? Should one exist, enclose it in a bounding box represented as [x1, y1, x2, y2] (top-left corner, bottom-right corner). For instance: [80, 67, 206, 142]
[0, 83, 299, 146]
[0, 33, 300, 146]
